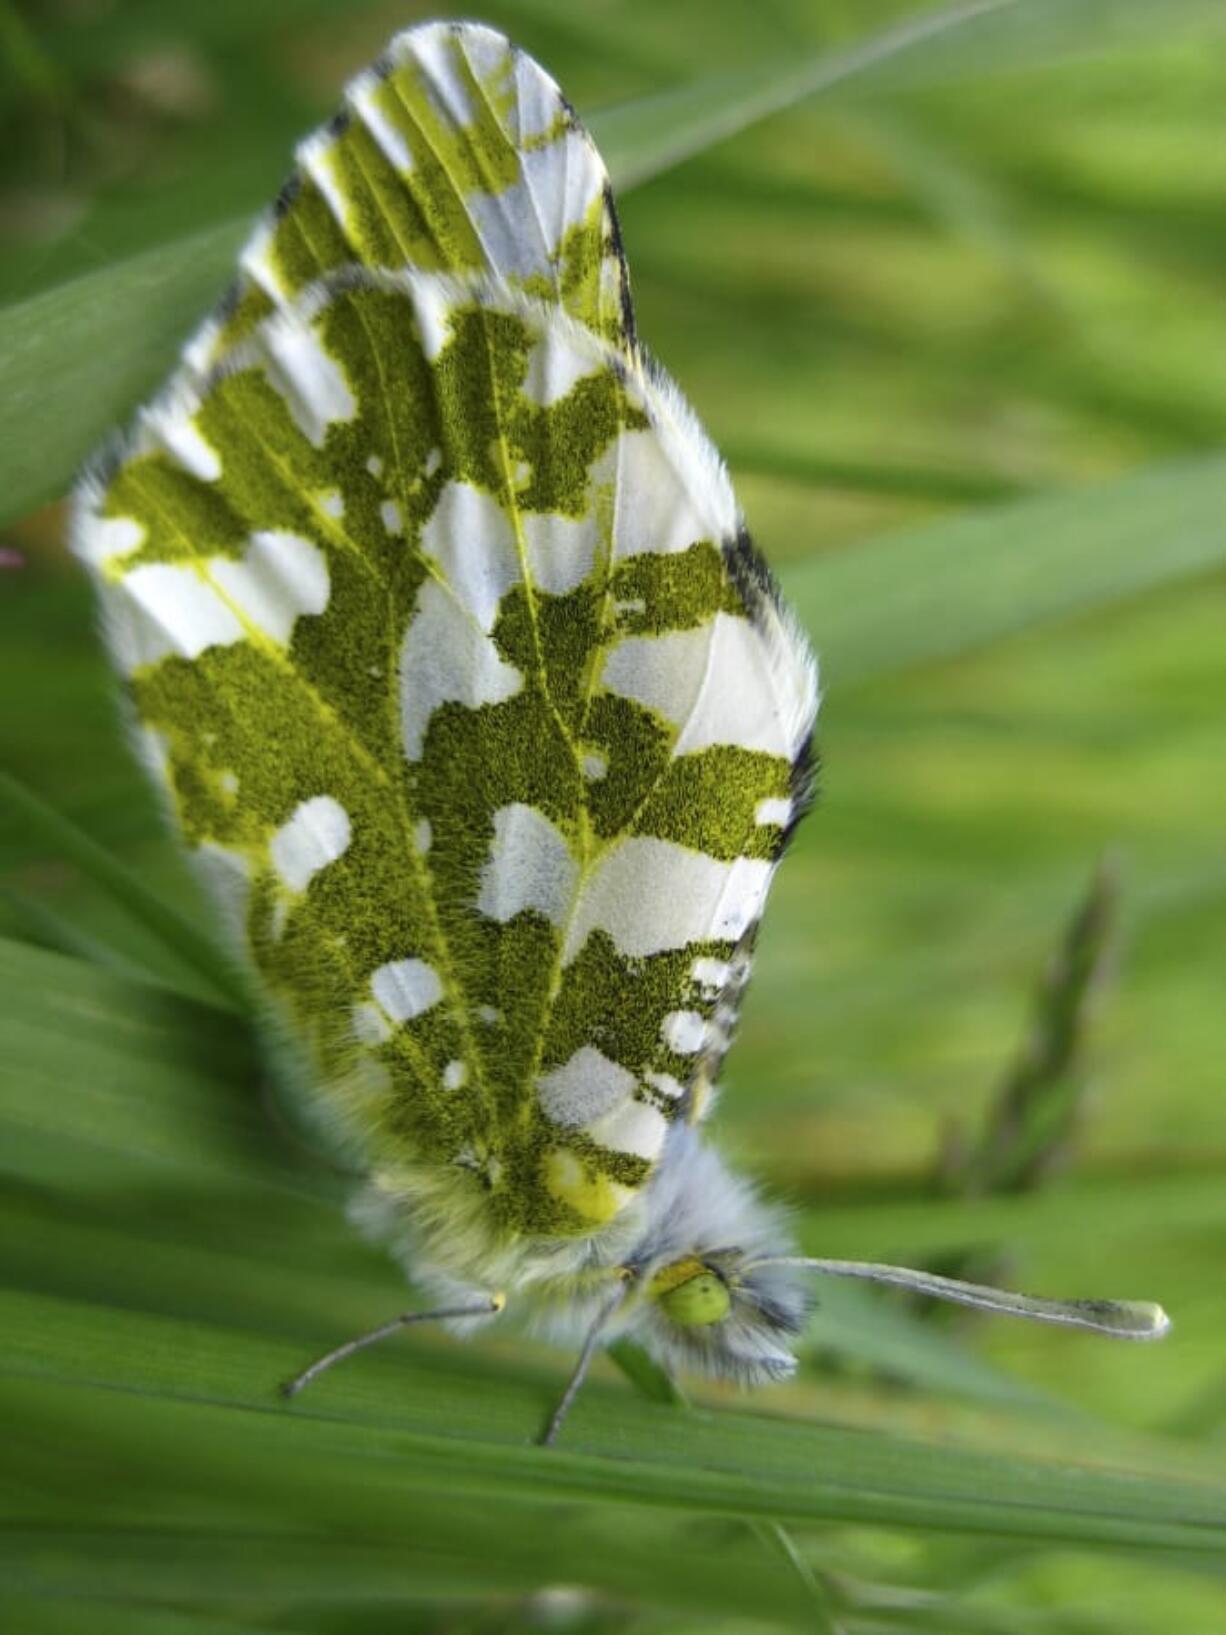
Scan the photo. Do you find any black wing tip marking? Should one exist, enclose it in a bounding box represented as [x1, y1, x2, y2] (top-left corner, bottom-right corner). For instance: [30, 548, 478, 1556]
[723, 519, 782, 607]
[213, 275, 242, 327]
[271, 171, 302, 221]
[76, 424, 129, 500]
[601, 176, 639, 353]
[784, 734, 820, 848]
[722, 521, 819, 856]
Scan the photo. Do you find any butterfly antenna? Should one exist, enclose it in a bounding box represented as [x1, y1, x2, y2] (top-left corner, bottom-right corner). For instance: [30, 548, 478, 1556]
[540, 1283, 632, 1447]
[743, 1258, 1170, 1340]
[282, 1294, 506, 1399]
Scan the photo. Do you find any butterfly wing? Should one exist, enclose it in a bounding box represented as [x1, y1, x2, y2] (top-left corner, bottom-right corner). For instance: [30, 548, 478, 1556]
[190, 21, 632, 377]
[73, 26, 817, 1244]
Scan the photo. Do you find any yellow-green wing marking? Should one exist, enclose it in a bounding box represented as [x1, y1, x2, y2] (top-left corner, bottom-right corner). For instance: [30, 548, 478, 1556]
[74, 268, 816, 1239]
[189, 21, 633, 377]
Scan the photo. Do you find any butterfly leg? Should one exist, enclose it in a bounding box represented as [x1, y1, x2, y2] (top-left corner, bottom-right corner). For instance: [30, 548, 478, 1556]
[539, 1282, 631, 1447]
[282, 1293, 506, 1398]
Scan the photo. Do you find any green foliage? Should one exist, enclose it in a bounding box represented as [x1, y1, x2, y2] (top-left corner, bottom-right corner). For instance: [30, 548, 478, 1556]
[4, 2, 1226, 1631]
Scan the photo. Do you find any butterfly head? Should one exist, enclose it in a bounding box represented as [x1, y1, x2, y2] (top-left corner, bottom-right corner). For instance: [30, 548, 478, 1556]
[636, 1246, 811, 1383]
[614, 1126, 811, 1383]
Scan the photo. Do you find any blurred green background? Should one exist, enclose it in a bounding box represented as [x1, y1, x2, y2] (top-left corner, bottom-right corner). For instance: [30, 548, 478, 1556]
[3, 1, 1226, 1631]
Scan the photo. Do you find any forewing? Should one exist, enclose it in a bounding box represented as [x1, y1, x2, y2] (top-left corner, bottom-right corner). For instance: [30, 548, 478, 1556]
[190, 21, 632, 377]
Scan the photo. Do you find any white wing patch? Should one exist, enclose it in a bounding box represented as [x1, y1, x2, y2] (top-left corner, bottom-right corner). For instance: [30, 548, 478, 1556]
[213, 531, 331, 640]
[260, 319, 357, 445]
[270, 795, 352, 892]
[645, 1070, 686, 1101]
[110, 532, 326, 671]
[601, 614, 803, 760]
[371, 958, 444, 1022]
[588, 1099, 668, 1162]
[139, 402, 221, 482]
[467, 129, 603, 284]
[505, 39, 560, 142]
[476, 803, 576, 927]
[523, 134, 605, 259]
[662, 1010, 709, 1055]
[405, 23, 480, 126]
[754, 797, 792, 828]
[93, 456, 330, 671]
[398, 579, 523, 758]
[296, 129, 351, 236]
[590, 397, 739, 565]
[562, 839, 773, 964]
[235, 221, 281, 307]
[690, 958, 731, 998]
[420, 481, 520, 629]
[523, 333, 600, 408]
[352, 1002, 393, 1046]
[73, 511, 144, 571]
[672, 614, 806, 760]
[348, 69, 416, 172]
[537, 1045, 636, 1127]
[520, 511, 598, 595]
[112, 562, 246, 669]
[537, 1045, 670, 1166]
[409, 277, 456, 363]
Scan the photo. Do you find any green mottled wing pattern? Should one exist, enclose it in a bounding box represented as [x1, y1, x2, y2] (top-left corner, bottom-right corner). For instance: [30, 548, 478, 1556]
[72, 25, 818, 1243]
[190, 21, 632, 377]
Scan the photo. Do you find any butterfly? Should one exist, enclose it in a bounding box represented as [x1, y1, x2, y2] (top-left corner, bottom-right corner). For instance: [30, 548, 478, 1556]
[72, 20, 1167, 1443]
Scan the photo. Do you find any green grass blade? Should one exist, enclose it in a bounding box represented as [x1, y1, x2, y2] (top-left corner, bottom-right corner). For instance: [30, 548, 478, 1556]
[0, 222, 246, 525]
[0, 1599, 288, 1635]
[5, 1292, 1226, 1550]
[0, 936, 270, 1192]
[590, 0, 1017, 191]
[608, 1338, 690, 1408]
[0, 881, 160, 984]
[962, 858, 1119, 1195]
[752, 1520, 845, 1634]
[726, 443, 1029, 504]
[0, 770, 247, 1012]
[782, 453, 1226, 692]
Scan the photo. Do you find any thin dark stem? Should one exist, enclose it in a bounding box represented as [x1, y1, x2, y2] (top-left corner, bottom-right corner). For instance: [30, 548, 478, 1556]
[282, 1296, 505, 1398]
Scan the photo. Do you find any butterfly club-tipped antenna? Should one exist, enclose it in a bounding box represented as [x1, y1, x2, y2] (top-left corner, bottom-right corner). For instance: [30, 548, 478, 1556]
[281, 1293, 507, 1399]
[742, 1256, 1171, 1341]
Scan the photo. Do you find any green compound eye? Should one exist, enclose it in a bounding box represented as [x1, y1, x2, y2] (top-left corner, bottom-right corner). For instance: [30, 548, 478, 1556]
[652, 1260, 732, 1328]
